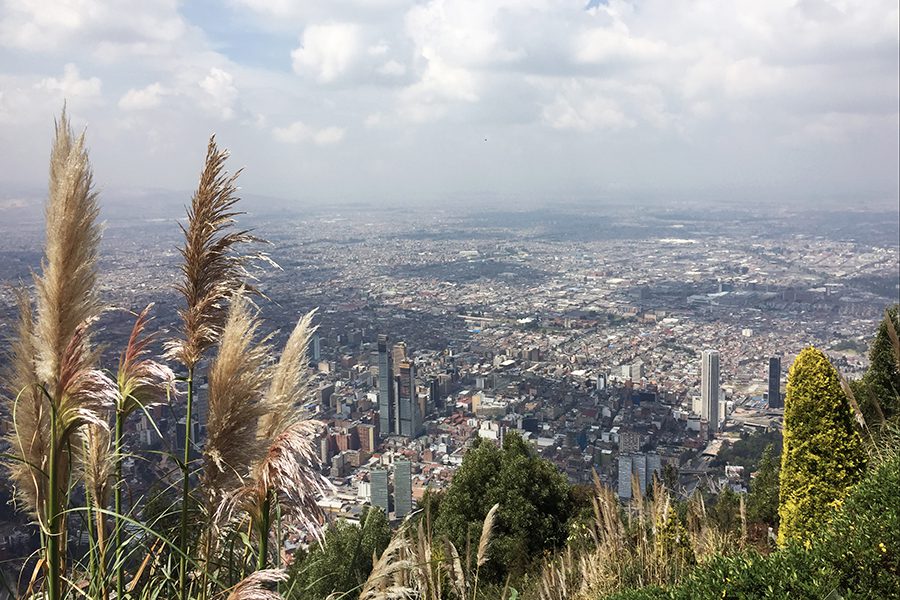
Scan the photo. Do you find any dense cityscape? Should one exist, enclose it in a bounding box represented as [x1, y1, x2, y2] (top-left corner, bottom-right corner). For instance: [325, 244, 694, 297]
[1, 198, 896, 565]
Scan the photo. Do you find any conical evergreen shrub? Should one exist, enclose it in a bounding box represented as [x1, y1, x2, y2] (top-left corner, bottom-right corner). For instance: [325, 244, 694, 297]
[778, 347, 867, 544]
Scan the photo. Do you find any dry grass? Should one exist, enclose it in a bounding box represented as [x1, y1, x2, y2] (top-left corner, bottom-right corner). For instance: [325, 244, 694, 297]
[168, 136, 270, 370]
[203, 291, 274, 507]
[535, 474, 737, 600]
[34, 110, 103, 387]
[116, 303, 177, 416]
[225, 569, 288, 600]
[357, 532, 417, 600]
[82, 423, 112, 511]
[3, 288, 49, 521]
[258, 310, 317, 441]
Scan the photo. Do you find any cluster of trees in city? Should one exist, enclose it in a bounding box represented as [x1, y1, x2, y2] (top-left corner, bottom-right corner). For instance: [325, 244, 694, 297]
[1, 113, 897, 599]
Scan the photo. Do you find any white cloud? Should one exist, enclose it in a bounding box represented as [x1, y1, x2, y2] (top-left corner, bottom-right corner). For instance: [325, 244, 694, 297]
[273, 121, 345, 145]
[377, 60, 406, 77]
[199, 67, 238, 119]
[119, 82, 165, 110]
[38, 64, 102, 100]
[291, 23, 362, 83]
[574, 27, 668, 65]
[541, 83, 634, 132]
[0, 0, 896, 204]
[313, 126, 346, 145]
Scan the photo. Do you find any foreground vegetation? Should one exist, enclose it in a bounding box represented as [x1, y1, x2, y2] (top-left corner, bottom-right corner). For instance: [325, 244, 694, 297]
[1, 113, 897, 599]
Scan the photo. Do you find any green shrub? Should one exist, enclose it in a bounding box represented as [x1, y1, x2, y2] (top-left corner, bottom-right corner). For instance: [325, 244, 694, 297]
[778, 347, 867, 544]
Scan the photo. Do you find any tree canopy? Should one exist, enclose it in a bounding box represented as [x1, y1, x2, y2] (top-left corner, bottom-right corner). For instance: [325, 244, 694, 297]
[746, 443, 780, 529]
[288, 507, 391, 600]
[435, 431, 576, 582]
[858, 304, 900, 424]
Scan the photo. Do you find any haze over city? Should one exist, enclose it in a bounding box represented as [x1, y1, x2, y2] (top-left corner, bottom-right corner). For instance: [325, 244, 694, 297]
[1, 0, 898, 206]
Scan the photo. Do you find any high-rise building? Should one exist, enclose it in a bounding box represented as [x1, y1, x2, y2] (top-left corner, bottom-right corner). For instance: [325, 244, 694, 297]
[632, 454, 648, 495]
[394, 460, 413, 518]
[370, 469, 389, 516]
[377, 335, 394, 436]
[396, 359, 422, 438]
[768, 355, 782, 409]
[312, 334, 321, 362]
[701, 349, 720, 435]
[618, 453, 663, 499]
[617, 455, 633, 499]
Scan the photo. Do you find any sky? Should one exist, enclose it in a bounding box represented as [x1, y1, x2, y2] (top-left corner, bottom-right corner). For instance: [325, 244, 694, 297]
[0, 0, 898, 207]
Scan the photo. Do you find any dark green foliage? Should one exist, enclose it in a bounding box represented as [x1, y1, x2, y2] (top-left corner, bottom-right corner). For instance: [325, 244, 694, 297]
[660, 463, 679, 493]
[708, 487, 740, 536]
[746, 444, 779, 528]
[435, 432, 575, 583]
[287, 507, 391, 600]
[858, 304, 900, 424]
[778, 347, 867, 544]
[711, 429, 782, 474]
[815, 456, 900, 597]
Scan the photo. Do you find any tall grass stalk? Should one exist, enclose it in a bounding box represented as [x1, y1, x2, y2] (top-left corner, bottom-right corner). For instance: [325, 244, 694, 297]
[168, 136, 266, 598]
[2, 110, 113, 599]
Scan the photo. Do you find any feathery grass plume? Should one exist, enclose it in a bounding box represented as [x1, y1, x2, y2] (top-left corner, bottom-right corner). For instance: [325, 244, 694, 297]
[82, 423, 112, 513]
[117, 303, 177, 417]
[476, 503, 499, 567]
[111, 303, 176, 599]
[226, 569, 288, 600]
[258, 310, 317, 441]
[168, 136, 271, 370]
[203, 291, 273, 506]
[170, 135, 270, 598]
[55, 319, 116, 436]
[255, 421, 329, 531]
[209, 310, 329, 571]
[34, 110, 103, 388]
[443, 537, 467, 600]
[212, 420, 332, 566]
[0, 109, 111, 600]
[357, 532, 417, 600]
[3, 288, 49, 521]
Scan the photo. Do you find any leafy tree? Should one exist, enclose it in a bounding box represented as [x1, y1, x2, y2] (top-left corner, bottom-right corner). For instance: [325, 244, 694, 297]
[858, 304, 900, 424]
[288, 507, 391, 600]
[711, 429, 782, 473]
[660, 463, 679, 493]
[655, 507, 695, 571]
[435, 432, 575, 583]
[709, 487, 740, 535]
[746, 444, 779, 528]
[778, 347, 867, 545]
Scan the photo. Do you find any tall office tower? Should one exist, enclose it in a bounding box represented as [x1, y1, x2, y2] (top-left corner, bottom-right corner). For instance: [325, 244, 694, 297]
[394, 460, 413, 518]
[618, 455, 633, 499]
[768, 355, 782, 409]
[370, 469, 389, 516]
[312, 334, 321, 362]
[701, 349, 720, 435]
[429, 378, 441, 411]
[392, 342, 407, 367]
[632, 454, 648, 495]
[396, 359, 422, 437]
[377, 335, 394, 436]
